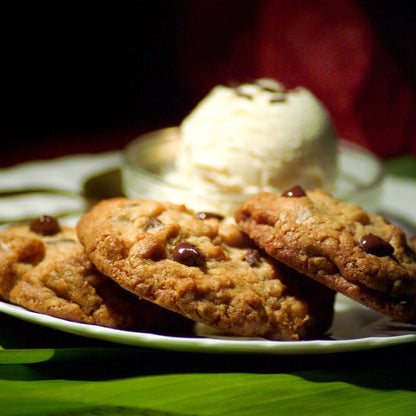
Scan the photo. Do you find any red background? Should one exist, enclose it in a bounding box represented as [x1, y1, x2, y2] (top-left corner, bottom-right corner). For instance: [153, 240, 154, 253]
[3, 1, 416, 167]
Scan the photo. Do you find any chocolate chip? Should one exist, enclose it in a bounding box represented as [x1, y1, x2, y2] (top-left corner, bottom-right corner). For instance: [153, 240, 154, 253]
[143, 217, 162, 231]
[30, 216, 61, 236]
[244, 249, 261, 267]
[282, 185, 306, 197]
[359, 234, 394, 257]
[172, 243, 205, 267]
[195, 212, 224, 221]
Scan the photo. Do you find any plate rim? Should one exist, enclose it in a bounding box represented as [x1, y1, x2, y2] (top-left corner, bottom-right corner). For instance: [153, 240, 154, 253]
[1, 299, 415, 355]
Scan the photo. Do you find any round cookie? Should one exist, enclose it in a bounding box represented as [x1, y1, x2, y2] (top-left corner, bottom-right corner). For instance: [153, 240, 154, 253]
[235, 187, 416, 323]
[76, 198, 335, 341]
[0, 219, 191, 333]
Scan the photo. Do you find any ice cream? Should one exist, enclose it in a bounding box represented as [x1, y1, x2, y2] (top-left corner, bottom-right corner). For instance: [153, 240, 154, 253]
[168, 79, 338, 213]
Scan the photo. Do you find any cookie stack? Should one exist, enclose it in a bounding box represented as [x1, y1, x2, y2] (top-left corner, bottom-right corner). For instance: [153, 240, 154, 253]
[1, 187, 415, 341]
[235, 187, 416, 325]
[0, 217, 192, 334]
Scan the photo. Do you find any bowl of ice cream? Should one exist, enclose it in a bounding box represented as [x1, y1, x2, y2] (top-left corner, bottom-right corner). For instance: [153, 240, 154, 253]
[122, 79, 385, 215]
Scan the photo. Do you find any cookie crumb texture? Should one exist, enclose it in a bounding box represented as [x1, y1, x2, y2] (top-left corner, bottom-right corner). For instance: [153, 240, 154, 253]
[235, 190, 416, 323]
[77, 198, 335, 340]
[0, 225, 191, 333]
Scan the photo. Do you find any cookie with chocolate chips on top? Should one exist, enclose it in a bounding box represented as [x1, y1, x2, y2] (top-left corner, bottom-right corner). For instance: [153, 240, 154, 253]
[235, 187, 416, 323]
[76, 198, 335, 341]
[0, 218, 191, 333]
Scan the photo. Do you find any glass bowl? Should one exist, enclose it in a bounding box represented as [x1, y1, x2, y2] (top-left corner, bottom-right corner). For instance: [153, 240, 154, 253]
[121, 127, 385, 215]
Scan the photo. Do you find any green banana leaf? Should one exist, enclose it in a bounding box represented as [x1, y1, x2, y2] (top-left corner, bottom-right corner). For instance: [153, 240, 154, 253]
[1, 339, 415, 416]
[385, 155, 416, 179]
[0, 366, 414, 416]
[0, 297, 415, 416]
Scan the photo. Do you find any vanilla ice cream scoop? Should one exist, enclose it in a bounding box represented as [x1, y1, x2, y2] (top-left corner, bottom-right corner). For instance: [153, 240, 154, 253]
[171, 79, 338, 202]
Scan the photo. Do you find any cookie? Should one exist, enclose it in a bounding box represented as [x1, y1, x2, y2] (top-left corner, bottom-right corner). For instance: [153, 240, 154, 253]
[0, 217, 191, 333]
[76, 198, 335, 340]
[235, 187, 416, 323]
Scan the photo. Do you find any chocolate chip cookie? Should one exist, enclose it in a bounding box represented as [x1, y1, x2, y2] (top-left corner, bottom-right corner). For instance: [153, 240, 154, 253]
[0, 218, 191, 332]
[235, 187, 416, 323]
[76, 198, 335, 340]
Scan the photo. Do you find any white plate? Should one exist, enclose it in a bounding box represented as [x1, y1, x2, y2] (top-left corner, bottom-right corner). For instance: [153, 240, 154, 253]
[0, 152, 415, 354]
[0, 294, 414, 354]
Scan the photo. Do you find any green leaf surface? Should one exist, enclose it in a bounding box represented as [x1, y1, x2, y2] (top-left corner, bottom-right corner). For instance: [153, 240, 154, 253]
[0, 371, 414, 416]
[1, 342, 415, 416]
[385, 155, 416, 179]
[0, 348, 128, 365]
[0, 311, 415, 415]
[0, 349, 55, 364]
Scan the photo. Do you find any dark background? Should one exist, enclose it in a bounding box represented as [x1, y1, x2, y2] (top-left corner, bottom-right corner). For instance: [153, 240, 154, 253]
[4, 3, 192, 166]
[3, 1, 416, 167]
